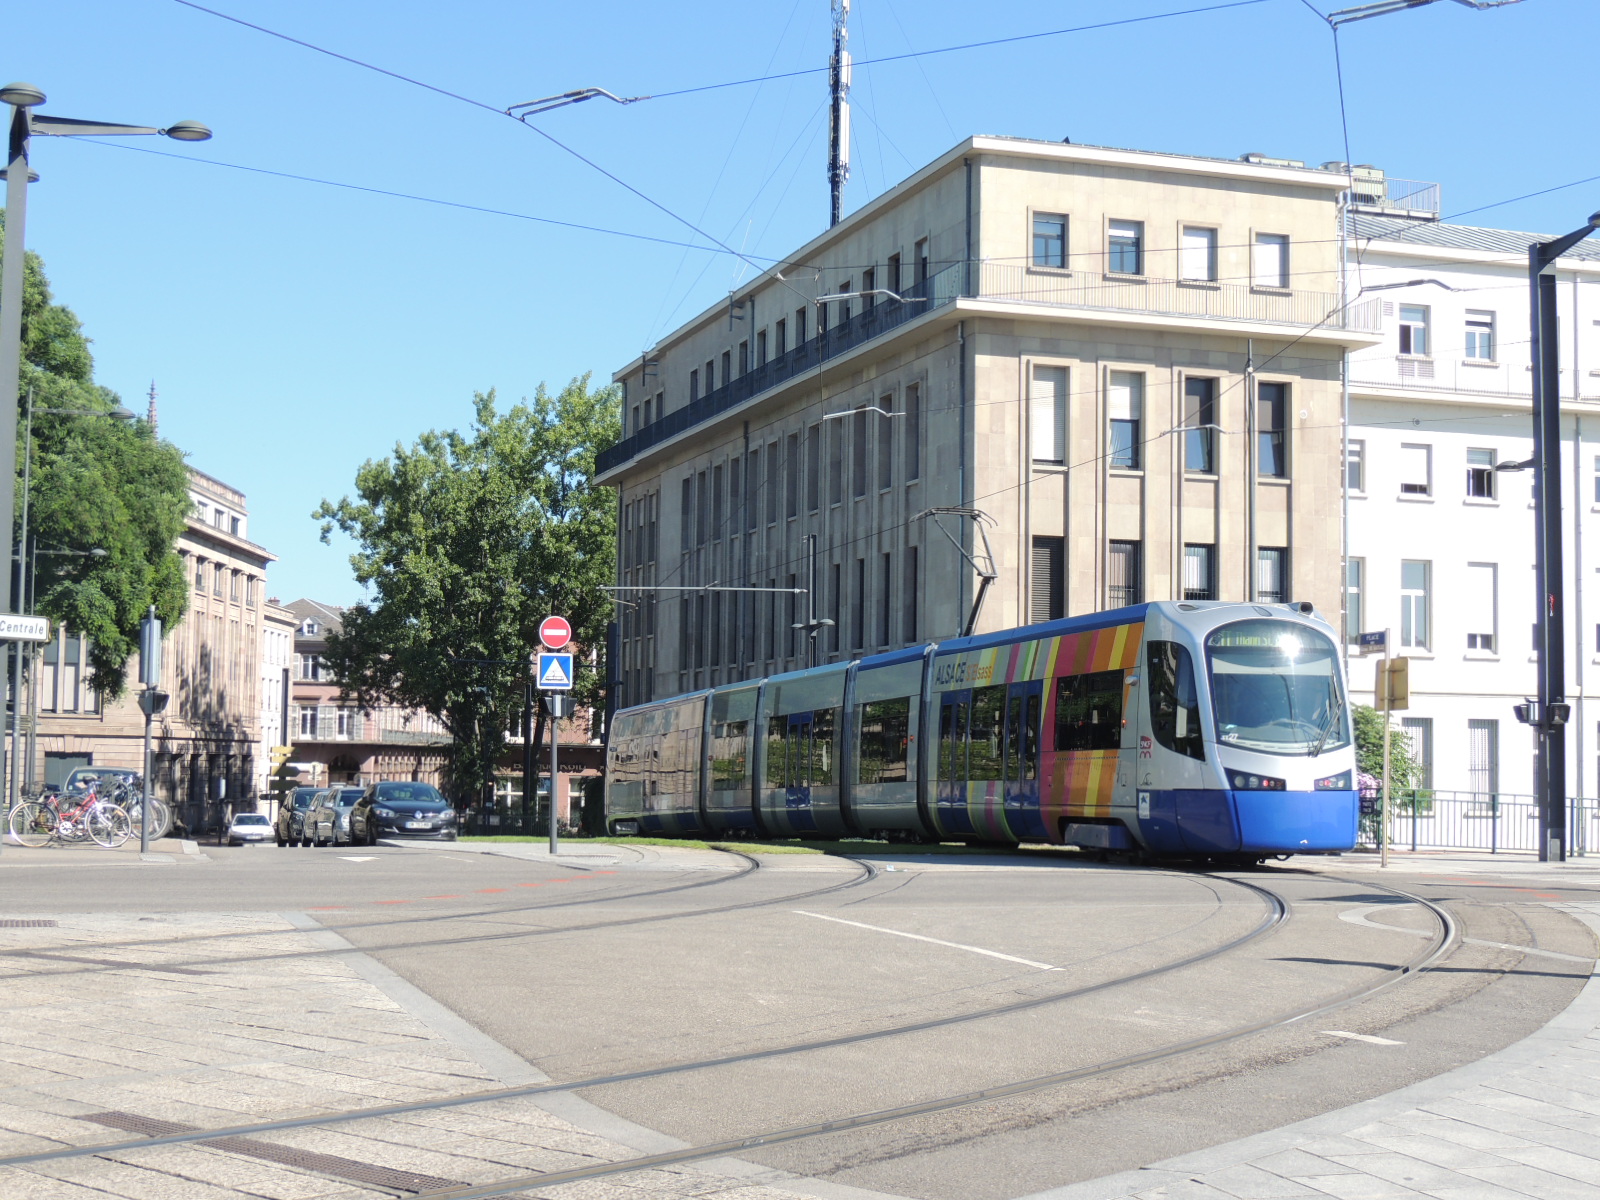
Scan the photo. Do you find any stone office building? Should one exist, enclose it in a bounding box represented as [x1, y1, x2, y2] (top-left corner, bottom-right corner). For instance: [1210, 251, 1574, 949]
[603, 136, 1382, 704]
[36, 468, 274, 831]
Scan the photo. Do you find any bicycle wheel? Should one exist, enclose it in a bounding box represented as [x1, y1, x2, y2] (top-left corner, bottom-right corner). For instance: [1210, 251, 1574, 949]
[89, 804, 132, 848]
[147, 796, 173, 839]
[8, 802, 58, 848]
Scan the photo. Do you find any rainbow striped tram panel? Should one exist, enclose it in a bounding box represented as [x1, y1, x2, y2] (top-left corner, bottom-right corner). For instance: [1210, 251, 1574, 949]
[605, 691, 709, 836]
[848, 648, 929, 839]
[757, 664, 852, 838]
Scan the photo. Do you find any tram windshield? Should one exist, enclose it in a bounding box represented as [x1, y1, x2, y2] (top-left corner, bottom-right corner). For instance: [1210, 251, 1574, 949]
[1205, 620, 1348, 756]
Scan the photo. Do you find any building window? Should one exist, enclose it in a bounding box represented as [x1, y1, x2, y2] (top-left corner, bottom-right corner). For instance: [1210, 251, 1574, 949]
[643, 396, 653, 426]
[721, 350, 731, 385]
[766, 442, 780, 525]
[689, 368, 699, 401]
[1467, 719, 1499, 803]
[1467, 448, 1496, 499]
[1399, 443, 1432, 496]
[878, 552, 892, 647]
[1032, 213, 1068, 268]
[1183, 544, 1216, 601]
[829, 562, 842, 654]
[838, 279, 852, 326]
[194, 557, 205, 591]
[828, 423, 843, 507]
[336, 708, 353, 738]
[1109, 372, 1142, 469]
[862, 267, 876, 309]
[786, 433, 801, 518]
[1031, 536, 1064, 624]
[1252, 233, 1289, 288]
[1256, 547, 1288, 604]
[1257, 382, 1286, 477]
[775, 319, 787, 356]
[737, 341, 749, 376]
[887, 252, 902, 292]
[1031, 365, 1067, 464]
[705, 358, 716, 392]
[230, 571, 241, 602]
[1347, 440, 1366, 492]
[1184, 377, 1216, 474]
[876, 396, 894, 489]
[905, 383, 921, 481]
[1401, 717, 1434, 790]
[213, 563, 225, 596]
[806, 425, 821, 513]
[852, 409, 869, 499]
[745, 449, 760, 532]
[757, 330, 768, 366]
[1399, 304, 1430, 356]
[230, 516, 241, 536]
[1108, 220, 1143, 275]
[1181, 226, 1217, 282]
[904, 546, 919, 642]
[1346, 557, 1364, 644]
[1466, 562, 1497, 651]
[299, 705, 318, 737]
[1108, 540, 1142, 607]
[1400, 559, 1430, 649]
[794, 307, 807, 344]
[852, 557, 866, 650]
[914, 238, 929, 286]
[1465, 311, 1496, 361]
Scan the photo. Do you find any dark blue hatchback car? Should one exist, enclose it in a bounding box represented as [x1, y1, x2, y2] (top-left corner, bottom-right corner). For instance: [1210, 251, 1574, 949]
[352, 781, 458, 842]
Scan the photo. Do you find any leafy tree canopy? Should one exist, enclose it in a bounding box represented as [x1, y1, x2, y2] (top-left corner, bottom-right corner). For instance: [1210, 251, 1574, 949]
[1352, 704, 1424, 791]
[314, 379, 620, 801]
[4, 211, 190, 697]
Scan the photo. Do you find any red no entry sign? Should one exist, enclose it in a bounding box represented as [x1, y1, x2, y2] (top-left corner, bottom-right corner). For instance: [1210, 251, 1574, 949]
[539, 614, 572, 650]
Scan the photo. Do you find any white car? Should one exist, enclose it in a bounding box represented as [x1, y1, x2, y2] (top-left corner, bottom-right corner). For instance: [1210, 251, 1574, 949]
[227, 812, 273, 845]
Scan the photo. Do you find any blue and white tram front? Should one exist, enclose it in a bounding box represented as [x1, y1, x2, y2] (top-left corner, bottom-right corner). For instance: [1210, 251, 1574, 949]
[1134, 608, 1357, 857]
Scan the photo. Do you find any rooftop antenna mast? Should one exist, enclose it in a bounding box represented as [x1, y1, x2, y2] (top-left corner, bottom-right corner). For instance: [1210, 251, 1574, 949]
[146, 380, 157, 435]
[827, 0, 851, 226]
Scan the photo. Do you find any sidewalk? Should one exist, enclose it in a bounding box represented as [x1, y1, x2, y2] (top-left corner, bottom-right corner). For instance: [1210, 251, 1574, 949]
[0, 836, 203, 867]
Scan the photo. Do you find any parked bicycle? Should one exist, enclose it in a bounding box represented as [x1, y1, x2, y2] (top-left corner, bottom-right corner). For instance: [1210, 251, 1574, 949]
[8, 782, 132, 849]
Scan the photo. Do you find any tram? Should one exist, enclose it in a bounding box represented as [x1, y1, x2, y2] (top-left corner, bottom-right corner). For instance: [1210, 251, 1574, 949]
[605, 600, 1358, 861]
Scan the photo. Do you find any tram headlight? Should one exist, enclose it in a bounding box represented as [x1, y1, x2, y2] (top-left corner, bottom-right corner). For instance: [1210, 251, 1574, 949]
[1230, 773, 1286, 791]
[1315, 770, 1353, 791]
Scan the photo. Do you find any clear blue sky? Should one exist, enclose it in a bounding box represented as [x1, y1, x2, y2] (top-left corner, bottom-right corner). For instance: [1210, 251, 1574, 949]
[11, 0, 1598, 605]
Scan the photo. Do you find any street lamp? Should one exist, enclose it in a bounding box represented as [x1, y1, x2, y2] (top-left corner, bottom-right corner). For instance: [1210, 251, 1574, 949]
[1, 83, 211, 622]
[1523, 210, 1600, 864]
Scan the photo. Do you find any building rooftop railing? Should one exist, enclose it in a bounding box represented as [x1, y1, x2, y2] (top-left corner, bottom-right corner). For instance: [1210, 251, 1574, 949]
[599, 259, 1379, 475]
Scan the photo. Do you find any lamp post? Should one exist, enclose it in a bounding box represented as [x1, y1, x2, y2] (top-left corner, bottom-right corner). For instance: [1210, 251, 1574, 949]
[2, 83, 208, 808]
[1526, 212, 1600, 864]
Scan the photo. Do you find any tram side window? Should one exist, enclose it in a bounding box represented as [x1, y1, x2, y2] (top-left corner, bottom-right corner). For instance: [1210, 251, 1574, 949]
[711, 720, 749, 791]
[810, 708, 837, 786]
[1017, 691, 1041, 780]
[766, 720, 788, 787]
[968, 685, 1006, 779]
[1148, 641, 1205, 761]
[1054, 670, 1125, 752]
[858, 697, 911, 784]
[939, 699, 969, 780]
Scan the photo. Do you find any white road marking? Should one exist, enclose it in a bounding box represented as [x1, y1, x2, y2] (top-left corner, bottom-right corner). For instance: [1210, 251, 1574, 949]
[1339, 905, 1433, 937]
[1463, 938, 1593, 963]
[339, 856, 378, 862]
[1322, 1030, 1405, 1045]
[793, 910, 1058, 970]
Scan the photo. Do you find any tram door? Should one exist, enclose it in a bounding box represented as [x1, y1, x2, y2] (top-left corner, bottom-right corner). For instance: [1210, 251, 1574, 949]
[1002, 681, 1045, 840]
[782, 711, 820, 832]
[934, 690, 972, 836]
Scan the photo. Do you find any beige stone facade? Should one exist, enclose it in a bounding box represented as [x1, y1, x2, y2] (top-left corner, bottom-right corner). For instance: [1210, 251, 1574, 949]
[35, 468, 274, 832]
[604, 137, 1382, 703]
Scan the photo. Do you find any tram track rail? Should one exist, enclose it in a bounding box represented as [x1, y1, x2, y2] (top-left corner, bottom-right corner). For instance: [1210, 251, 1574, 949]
[0, 865, 1289, 1170]
[0, 849, 883, 980]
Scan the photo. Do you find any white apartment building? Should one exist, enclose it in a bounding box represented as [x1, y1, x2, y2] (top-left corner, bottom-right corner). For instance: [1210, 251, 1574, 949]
[256, 600, 296, 796]
[1343, 185, 1600, 807]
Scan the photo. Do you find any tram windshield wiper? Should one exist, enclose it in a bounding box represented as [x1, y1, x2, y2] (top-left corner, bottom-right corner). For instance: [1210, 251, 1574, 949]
[1307, 699, 1343, 758]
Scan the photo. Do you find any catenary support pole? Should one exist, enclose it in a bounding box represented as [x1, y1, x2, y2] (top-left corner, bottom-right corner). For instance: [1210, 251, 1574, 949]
[1380, 631, 1391, 870]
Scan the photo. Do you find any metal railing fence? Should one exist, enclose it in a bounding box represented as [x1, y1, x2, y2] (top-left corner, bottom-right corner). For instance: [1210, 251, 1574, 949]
[1358, 789, 1597, 855]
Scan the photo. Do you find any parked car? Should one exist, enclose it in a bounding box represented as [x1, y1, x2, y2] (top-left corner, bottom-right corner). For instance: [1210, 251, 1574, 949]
[62, 766, 141, 795]
[351, 781, 458, 842]
[227, 812, 272, 846]
[275, 786, 321, 846]
[306, 787, 367, 846]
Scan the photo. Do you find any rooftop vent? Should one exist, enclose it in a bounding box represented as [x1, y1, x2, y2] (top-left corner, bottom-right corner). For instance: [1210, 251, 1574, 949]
[1240, 152, 1305, 168]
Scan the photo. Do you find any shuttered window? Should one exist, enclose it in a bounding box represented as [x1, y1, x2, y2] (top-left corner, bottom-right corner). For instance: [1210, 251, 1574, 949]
[1465, 562, 1497, 651]
[1253, 233, 1289, 288]
[1108, 541, 1141, 607]
[1181, 226, 1217, 281]
[1031, 365, 1067, 463]
[1031, 536, 1064, 624]
[1467, 719, 1498, 802]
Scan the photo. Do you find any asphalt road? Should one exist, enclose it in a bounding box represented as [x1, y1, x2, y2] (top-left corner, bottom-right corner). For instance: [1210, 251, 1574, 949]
[3, 839, 1594, 1200]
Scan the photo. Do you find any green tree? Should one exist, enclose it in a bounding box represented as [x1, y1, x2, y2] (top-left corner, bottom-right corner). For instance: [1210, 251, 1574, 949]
[313, 379, 620, 804]
[4, 213, 190, 698]
[1352, 703, 1424, 790]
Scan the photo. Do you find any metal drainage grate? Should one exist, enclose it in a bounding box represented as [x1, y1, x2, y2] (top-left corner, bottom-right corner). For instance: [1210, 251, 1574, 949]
[0, 919, 58, 928]
[83, 1112, 463, 1193]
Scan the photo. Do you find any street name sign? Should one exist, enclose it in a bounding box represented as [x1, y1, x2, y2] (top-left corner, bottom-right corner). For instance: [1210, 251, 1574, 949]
[0, 614, 49, 642]
[1357, 630, 1387, 656]
[537, 652, 574, 690]
[539, 614, 572, 650]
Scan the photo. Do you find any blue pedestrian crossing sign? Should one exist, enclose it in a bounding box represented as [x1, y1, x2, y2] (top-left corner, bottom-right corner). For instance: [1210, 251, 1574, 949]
[537, 652, 574, 691]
